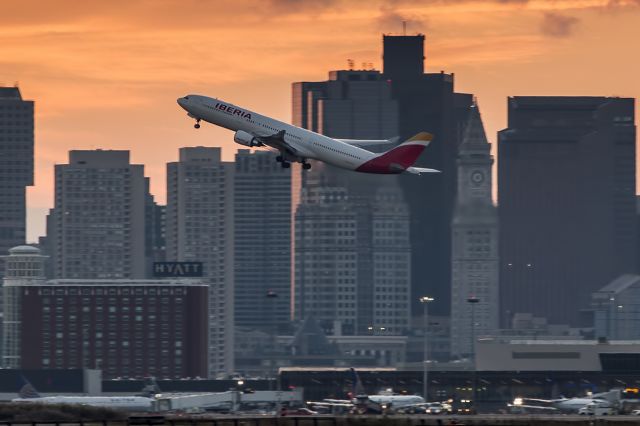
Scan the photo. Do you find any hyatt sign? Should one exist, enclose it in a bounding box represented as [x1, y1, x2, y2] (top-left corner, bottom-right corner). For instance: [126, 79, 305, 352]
[153, 262, 204, 278]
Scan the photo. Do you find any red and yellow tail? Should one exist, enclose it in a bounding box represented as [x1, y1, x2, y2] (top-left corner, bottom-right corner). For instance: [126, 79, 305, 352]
[355, 132, 433, 174]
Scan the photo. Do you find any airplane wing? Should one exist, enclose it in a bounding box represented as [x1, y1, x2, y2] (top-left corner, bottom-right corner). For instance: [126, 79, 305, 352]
[307, 401, 353, 407]
[405, 166, 441, 175]
[254, 130, 300, 156]
[337, 136, 400, 147]
[508, 403, 560, 413]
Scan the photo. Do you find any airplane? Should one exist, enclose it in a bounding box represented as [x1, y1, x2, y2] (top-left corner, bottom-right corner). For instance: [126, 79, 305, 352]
[12, 376, 155, 411]
[177, 94, 439, 175]
[307, 368, 426, 414]
[511, 389, 621, 413]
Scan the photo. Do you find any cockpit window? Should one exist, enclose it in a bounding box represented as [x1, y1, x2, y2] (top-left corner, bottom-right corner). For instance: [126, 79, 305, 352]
[184, 96, 189, 100]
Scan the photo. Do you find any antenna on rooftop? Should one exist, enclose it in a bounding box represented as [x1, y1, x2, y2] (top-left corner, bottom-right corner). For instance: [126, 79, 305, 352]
[403, 20, 407, 35]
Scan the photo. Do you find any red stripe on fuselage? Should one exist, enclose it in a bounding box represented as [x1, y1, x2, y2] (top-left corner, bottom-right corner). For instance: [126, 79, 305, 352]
[355, 144, 425, 174]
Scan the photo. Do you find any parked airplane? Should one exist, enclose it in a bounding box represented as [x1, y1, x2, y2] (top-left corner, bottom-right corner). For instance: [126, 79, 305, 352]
[511, 389, 621, 413]
[177, 95, 439, 175]
[308, 368, 426, 414]
[12, 377, 154, 411]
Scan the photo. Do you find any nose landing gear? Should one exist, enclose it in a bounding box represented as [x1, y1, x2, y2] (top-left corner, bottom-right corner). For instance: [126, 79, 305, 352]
[194, 119, 201, 129]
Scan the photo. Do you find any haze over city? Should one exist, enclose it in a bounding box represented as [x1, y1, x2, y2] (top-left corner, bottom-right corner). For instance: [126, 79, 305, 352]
[1, 0, 639, 241]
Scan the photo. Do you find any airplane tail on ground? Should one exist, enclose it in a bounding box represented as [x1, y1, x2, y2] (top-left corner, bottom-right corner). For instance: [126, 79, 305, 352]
[18, 376, 41, 399]
[355, 132, 439, 174]
[349, 368, 366, 397]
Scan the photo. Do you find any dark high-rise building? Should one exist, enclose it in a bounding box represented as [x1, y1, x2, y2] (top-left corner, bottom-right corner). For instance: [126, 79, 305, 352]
[293, 37, 476, 318]
[382, 35, 424, 79]
[234, 150, 291, 332]
[382, 35, 475, 316]
[0, 87, 34, 278]
[499, 96, 636, 325]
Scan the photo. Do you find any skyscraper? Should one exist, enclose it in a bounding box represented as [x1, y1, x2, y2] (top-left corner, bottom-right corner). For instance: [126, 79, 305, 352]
[48, 150, 147, 279]
[0, 87, 34, 278]
[294, 170, 411, 335]
[292, 69, 411, 336]
[499, 96, 636, 325]
[234, 150, 291, 333]
[450, 105, 499, 357]
[166, 147, 234, 377]
[380, 35, 476, 317]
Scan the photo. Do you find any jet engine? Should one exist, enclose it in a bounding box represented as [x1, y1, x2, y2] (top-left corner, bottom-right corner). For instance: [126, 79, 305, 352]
[234, 130, 262, 147]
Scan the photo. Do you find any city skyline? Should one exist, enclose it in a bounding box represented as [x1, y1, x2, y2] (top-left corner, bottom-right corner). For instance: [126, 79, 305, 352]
[1, 0, 639, 241]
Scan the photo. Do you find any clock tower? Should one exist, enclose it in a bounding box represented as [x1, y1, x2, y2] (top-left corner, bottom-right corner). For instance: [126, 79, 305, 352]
[450, 104, 499, 359]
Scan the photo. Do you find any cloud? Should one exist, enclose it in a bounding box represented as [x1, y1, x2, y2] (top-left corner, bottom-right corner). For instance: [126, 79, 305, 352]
[540, 12, 580, 37]
[267, 0, 341, 13]
[376, 3, 428, 33]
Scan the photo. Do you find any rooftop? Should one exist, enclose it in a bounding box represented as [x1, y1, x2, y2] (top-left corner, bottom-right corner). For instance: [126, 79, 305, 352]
[0, 87, 22, 99]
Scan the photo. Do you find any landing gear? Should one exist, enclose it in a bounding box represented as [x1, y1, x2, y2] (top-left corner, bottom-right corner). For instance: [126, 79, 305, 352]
[281, 161, 291, 169]
[302, 162, 311, 170]
[194, 119, 201, 129]
[275, 155, 283, 163]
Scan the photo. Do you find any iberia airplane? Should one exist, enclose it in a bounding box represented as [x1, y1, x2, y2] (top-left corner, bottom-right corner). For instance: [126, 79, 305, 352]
[177, 94, 438, 175]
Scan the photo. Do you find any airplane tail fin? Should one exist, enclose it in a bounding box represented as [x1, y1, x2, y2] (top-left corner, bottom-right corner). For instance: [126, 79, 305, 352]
[18, 376, 41, 399]
[355, 132, 435, 174]
[349, 368, 366, 397]
[139, 376, 161, 397]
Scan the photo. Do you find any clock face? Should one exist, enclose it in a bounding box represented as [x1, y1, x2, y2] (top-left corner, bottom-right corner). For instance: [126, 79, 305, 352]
[470, 170, 484, 186]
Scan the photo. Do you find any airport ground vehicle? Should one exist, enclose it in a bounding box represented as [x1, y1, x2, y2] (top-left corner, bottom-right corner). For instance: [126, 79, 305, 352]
[578, 402, 616, 415]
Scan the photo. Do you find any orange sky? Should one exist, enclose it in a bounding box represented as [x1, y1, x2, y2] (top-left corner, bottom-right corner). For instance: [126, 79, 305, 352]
[1, 0, 638, 241]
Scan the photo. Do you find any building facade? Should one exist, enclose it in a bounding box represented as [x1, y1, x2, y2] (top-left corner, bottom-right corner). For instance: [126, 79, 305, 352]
[450, 105, 499, 358]
[0, 87, 34, 278]
[292, 69, 411, 336]
[499, 97, 637, 326]
[166, 147, 234, 377]
[234, 150, 291, 333]
[48, 150, 147, 279]
[2, 245, 209, 378]
[592, 274, 640, 340]
[294, 174, 411, 336]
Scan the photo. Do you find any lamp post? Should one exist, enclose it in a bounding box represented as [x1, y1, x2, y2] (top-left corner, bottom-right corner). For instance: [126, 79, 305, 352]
[467, 296, 479, 412]
[419, 296, 434, 401]
[266, 290, 278, 391]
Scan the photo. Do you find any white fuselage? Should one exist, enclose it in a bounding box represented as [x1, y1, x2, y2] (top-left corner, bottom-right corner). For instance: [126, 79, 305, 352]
[367, 394, 425, 407]
[554, 398, 608, 412]
[12, 396, 154, 411]
[177, 95, 379, 170]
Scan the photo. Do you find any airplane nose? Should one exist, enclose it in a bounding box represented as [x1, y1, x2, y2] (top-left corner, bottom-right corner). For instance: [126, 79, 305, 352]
[177, 96, 192, 109]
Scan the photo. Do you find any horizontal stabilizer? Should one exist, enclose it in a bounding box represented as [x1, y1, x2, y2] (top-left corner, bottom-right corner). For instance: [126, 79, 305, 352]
[406, 167, 440, 175]
[338, 136, 400, 147]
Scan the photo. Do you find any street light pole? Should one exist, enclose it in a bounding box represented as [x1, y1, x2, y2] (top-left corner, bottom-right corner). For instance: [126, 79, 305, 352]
[467, 296, 479, 412]
[419, 296, 434, 401]
[266, 290, 278, 391]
